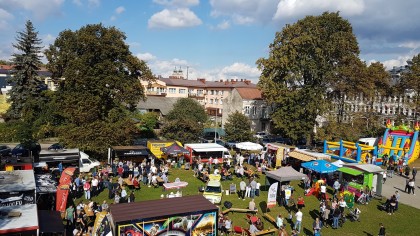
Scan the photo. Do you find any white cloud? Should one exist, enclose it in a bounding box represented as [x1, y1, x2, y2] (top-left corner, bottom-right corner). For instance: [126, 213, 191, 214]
[0, 8, 14, 30]
[153, 0, 199, 8]
[137, 52, 157, 61]
[273, 0, 364, 20]
[215, 20, 230, 30]
[381, 56, 412, 70]
[210, 0, 278, 25]
[148, 8, 202, 29]
[399, 41, 420, 50]
[115, 6, 125, 14]
[143, 55, 261, 83]
[0, 0, 65, 20]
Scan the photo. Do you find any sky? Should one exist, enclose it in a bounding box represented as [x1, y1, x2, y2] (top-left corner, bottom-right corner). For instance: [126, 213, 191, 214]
[0, 0, 420, 83]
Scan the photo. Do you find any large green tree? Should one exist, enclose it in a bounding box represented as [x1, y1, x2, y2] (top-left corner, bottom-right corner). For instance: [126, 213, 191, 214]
[7, 20, 44, 121]
[224, 111, 253, 142]
[257, 12, 363, 143]
[44, 24, 153, 154]
[161, 98, 207, 143]
[398, 53, 420, 121]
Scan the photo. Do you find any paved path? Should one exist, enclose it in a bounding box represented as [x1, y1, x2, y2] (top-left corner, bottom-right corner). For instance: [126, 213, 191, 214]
[380, 171, 419, 209]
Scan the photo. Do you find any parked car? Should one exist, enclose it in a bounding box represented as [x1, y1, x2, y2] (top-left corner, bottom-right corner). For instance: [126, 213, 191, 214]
[11, 142, 41, 159]
[48, 143, 65, 150]
[259, 137, 275, 146]
[224, 140, 238, 149]
[0, 145, 11, 158]
[254, 131, 270, 139]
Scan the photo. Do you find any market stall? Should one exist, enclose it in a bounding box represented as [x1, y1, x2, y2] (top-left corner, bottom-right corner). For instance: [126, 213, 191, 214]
[108, 195, 218, 236]
[108, 146, 155, 164]
[265, 143, 296, 168]
[265, 166, 307, 184]
[342, 164, 384, 195]
[301, 160, 338, 174]
[0, 204, 39, 235]
[38, 210, 65, 235]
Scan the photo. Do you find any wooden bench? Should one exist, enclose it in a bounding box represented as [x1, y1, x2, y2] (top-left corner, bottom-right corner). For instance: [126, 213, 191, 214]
[223, 208, 258, 215]
[253, 228, 277, 236]
[262, 213, 277, 228]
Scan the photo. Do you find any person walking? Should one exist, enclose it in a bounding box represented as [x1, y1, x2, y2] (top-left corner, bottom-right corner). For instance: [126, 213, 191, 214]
[293, 209, 303, 233]
[412, 167, 417, 180]
[382, 170, 387, 184]
[408, 178, 415, 195]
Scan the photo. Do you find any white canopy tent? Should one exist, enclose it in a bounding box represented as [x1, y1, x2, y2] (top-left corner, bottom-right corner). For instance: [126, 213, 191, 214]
[235, 142, 263, 151]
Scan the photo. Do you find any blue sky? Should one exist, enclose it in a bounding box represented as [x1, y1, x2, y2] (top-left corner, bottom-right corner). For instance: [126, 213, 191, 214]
[1, 0, 420, 83]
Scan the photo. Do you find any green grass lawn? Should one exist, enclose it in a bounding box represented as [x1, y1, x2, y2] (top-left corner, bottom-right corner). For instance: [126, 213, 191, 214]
[80, 165, 420, 236]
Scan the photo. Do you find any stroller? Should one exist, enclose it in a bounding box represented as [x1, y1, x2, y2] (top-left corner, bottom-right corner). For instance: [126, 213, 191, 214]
[347, 208, 361, 222]
[357, 192, 367, 205]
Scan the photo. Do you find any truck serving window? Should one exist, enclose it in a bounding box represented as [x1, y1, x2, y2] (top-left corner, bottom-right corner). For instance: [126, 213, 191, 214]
[205, 186, 221, 193]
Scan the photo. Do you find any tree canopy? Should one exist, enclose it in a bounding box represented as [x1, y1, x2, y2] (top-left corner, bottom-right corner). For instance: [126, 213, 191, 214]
[257, 12, 365, 143]
[224, 111, 253, 142]
[398, 53, 420, 121]
[161, 98, 207, 143]
[44, 24, 154, 154]
[7, 20, 44, 121]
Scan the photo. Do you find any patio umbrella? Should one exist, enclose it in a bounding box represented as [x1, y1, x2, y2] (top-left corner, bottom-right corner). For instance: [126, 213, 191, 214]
[301, 160, 338, 173]
[235, 142, 263, 151]
[161, 143, 189, 156]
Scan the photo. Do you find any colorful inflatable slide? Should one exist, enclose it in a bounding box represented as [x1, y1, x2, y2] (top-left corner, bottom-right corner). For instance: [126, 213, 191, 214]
[377, 120, 420, 165]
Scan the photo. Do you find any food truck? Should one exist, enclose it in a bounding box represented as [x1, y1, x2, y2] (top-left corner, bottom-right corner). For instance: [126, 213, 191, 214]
[105, 195, 218, 236]
[184, 143, 231, 163]
[0, 170, 38, 235]
[147, 140, 183, 159]
[338, 164, 383, 194]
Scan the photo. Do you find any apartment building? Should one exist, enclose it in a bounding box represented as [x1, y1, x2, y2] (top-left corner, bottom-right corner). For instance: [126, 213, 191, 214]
[140, 71, 260, 127]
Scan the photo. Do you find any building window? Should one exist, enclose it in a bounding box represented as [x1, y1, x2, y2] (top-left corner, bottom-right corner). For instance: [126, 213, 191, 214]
[219, 90, 224, 96]
[245, 106, 250, 114]
[210, 99, 213, 104]
[169, 88, 176, 94]
[253, 106, 257, 115]
[210, 90, 215, 95]
[220, 99, 223, 105]
[215, 99, 218, 104]
[179, 89, 186, 94]
[198, 89, 203, 95]
[188, 89, 194, 94]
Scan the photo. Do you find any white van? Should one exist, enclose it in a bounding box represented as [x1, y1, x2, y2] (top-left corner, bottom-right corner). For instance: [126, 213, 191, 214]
[39, 148, 100, 173]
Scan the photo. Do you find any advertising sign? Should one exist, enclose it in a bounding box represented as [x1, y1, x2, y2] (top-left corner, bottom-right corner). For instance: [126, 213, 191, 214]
[267, 182, 278, 208]
[117, 212, 217, 236]
[0, 190, 35, 207]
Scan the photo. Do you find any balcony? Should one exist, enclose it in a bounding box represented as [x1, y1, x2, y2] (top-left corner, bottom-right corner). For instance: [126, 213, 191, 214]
[188, 93, 205, 98]
[146, 91, 167, 96]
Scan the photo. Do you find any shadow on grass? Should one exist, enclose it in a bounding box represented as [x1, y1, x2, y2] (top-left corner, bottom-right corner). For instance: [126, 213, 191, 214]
[362, 231, 373, 236]
[303, 227, 312, 236]
[259, 201, 267, 213]
[309, 209, 319, 220]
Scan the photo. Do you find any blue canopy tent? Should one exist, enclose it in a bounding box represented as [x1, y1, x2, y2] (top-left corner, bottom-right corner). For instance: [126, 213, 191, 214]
[301, 160, 338, 173]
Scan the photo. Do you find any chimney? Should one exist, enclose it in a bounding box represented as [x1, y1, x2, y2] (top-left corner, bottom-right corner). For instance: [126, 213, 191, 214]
[240, 79, 244, 82]
[231, 79, 234, 82]
[219, 79, 223, 82]
[235, 79, 238, 82]
[244, 80, 250, 85]
[197, 78, 206, 84]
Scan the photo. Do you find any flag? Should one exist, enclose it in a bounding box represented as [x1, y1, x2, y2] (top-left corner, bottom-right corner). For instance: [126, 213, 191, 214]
[267, 182, 278, 208]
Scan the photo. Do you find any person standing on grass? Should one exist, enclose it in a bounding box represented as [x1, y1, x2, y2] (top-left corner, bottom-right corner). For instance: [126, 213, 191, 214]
[412, 167, 417, 180]
[239, 180, 246, 200]
[378, 223, 386, 236]
[293, 209, 303, 233]
[313, 217, 323, 236]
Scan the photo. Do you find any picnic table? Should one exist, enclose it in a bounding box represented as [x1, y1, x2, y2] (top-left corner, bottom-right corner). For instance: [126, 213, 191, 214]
[163, 181, 188, 190]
